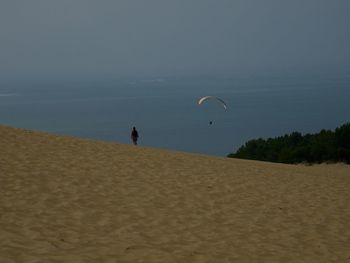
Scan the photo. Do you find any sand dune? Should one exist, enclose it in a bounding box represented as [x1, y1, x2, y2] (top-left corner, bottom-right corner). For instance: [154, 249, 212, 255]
[1, 125, 350, 262]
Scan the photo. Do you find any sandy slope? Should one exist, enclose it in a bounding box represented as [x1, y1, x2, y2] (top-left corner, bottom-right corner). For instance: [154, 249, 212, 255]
[0, 125, 350, 263]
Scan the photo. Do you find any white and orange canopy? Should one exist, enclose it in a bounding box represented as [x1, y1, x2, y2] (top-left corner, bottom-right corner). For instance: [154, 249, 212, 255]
[198, 96, 227, 110]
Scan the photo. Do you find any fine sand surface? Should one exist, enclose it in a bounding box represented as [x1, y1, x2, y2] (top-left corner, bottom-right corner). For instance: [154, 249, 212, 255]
[1, 125, 350, 263]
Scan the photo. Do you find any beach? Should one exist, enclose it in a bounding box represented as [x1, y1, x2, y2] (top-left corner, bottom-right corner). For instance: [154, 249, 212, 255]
[1, 125, 350, 262]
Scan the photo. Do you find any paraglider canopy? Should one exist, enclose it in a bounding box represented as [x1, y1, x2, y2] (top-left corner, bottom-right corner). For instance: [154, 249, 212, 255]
[198, 96, 227, 110]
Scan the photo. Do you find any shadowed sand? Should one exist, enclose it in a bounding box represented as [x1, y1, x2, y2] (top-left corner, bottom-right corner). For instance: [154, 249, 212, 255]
[1, 125, 350, 262]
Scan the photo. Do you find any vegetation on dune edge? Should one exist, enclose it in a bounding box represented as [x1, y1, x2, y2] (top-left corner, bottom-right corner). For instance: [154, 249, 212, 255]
[228, 123, 350, 164]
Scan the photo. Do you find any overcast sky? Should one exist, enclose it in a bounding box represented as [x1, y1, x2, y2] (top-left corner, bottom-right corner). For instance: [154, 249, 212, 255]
[1, 0, 350, 82]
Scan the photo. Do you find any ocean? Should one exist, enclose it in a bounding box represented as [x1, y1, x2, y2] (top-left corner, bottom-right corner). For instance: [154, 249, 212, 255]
[1, 75, 349, 156]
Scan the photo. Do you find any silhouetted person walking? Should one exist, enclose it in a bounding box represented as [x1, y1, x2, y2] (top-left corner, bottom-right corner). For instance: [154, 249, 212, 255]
[131, 127, 139, 145]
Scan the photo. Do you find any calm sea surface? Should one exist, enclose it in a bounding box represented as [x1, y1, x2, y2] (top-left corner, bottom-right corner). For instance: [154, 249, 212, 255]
[1, 76, 349, 156]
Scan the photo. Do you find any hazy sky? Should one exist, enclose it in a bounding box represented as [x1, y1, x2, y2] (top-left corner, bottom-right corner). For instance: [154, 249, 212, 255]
[1, 0, 350, 81]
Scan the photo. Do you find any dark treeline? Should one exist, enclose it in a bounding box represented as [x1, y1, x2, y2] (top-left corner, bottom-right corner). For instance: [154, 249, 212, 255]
[228, 123, 350, 164]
